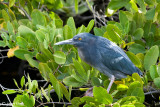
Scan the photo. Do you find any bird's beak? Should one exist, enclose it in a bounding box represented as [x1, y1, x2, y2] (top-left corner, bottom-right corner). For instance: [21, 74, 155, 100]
[54, 39, 73, 45]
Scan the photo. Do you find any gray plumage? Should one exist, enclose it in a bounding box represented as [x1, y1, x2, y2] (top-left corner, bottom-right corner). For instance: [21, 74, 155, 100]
[55, 33, 142, 92]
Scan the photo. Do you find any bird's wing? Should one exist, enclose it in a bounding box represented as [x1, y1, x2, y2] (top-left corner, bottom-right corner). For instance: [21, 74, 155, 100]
[97, 39, 136, 75]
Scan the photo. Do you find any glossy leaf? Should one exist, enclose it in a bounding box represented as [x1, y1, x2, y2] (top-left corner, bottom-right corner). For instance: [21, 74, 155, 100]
[35, 30, 45, 42]
[105, 24, 122, 44]
[63, 25, 73, 40]
[7, 21, 15, 35]
[41, 87, 50, 102]
[39, 63, 52, 80]
[85, 19, 94, 33]
[2, 90, 17, 94]
[149, 65, 159, 80]
[133, 28, 144, 40]
[63, 76, 84, 87]
[129, 43, 145, 54]
[93, 86, 113, 104]
[144, 45, 159, 71]
[54, 51, 66, 64]
[31, 9, 46, 26]
[24, 54, 39, 69]
[9, 0, 15, 7]
[126, 51, 142, 68]
[154, 77, 160, 88]
[117, 84, 128, 91]
[16, 36, 28, 49]
[14, 49, 33, 60]
[18, 25, 36, 42]
[20, 76, 25, 88]
[75, 0, 78, 13]
[132, 73, 143, 85]
[127, 81, 144, 103]
[94, 27, 104, 36]
[108, 0, 129, 10]
[67, 17, 76, 36]
[49, 73, 62, 101]
[73, 58, 87, 81]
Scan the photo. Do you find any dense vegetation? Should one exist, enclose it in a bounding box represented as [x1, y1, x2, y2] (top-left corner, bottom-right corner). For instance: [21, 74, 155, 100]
[0, 0, 160, 106]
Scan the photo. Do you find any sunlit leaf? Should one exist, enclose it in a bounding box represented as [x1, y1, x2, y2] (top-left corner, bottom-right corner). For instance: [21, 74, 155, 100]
[144, 45, 159, 71]
[93, 86, 113, 104]
[54, 51, 66, 64]
[2, 90, 17, 94]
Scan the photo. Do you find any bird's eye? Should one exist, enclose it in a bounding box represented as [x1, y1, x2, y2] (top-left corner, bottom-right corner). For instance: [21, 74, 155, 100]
[78, 37, 82, 41]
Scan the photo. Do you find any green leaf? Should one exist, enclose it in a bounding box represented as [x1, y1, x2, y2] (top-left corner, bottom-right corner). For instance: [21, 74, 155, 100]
[31, 9, 46, 26]
[2, 9, 10, 22]
[85, 20, 94, 33]
[54, 51, 66, 64]
[49, 73, 62, 101]
[154, 77, 160, 88]
[108, 0, 129, 10]
[119, 10, 129, 34]
[18, 25, 36, 42]
[132, 73, 143, 85]
[67, 17, 76, 36]
[149, 65, 159, 80]
[2, 90, 17, 94]
[9, 0, 15, 7]
[14, 49, 33, 60]
[126, 51, 142, 68]
[133, 12, 145, 28]
[20, 76, 25, 88]
[39, 63, 53, 80]
[143, 20, 152, 38]
[105, 24, 122, 44]
[129, 43, 145, 54]
[7, 21, 15, 36]
[137, 0, 146, 13]
[117, 84, 128, 91]
[24, 54, 39, 69]
[75, 0, 78, 13]
[77, 25, 86, 34]
[91, 77, 101, 86]
[63, 25, 73, 40]
[63, 76, 84, 87]
[16, 36, 28, 49]
[144, 45, 159, 71]
[35, 30, 45, 42]
[94, 27, 104, 36]
[13, 79, 19, 88]
[93, 86, 113, 104]
[132, 28, 144, 40]
[39, 43, 54, 60]
[41, 87, 50, 102]
[59, 82, 70, 101]
[0, 41, 6, 47]
[145, 8, 155, 20]
[73, 59, 87, 81]
[127, 81, 144, 103]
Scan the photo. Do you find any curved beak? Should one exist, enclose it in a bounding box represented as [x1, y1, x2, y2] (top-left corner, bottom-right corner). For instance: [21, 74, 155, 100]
[54, 39, 73, 45]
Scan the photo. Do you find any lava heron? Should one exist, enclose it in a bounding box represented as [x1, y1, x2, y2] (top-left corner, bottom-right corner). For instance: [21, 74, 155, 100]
[55, 33, 142, 92]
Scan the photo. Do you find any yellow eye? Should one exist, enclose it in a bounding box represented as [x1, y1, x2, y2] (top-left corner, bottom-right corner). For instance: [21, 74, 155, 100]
[78, 37, 82, 41]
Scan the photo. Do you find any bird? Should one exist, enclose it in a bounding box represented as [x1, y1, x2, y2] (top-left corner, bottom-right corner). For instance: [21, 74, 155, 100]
[54, 33, 143, 93]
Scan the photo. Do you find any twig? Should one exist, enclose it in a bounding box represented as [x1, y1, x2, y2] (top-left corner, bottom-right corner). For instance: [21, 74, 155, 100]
[144, 90, 160, 95]
[37, 101, 71, 107]
[0, 103, 12, 106]
[0, 84, 12, 105]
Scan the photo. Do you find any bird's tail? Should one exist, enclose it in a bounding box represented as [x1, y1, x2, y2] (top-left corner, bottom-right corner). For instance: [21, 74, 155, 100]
[135, 67, 143, 76]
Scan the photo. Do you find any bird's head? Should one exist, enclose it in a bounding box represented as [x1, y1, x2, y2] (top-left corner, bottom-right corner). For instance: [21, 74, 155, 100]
[54, 33, 96, 48]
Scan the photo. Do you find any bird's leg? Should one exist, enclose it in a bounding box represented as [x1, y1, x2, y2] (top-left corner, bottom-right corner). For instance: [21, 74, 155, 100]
[107, 75, 115, 93]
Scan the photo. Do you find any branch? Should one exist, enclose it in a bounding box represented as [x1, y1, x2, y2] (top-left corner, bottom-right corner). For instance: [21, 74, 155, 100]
[37, 101, 71, 107]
